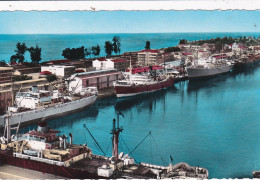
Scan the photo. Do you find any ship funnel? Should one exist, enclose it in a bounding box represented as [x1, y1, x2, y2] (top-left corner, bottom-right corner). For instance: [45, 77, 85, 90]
[63, 135, 67, 150]
[31, 86, 38, 93]
[69, 133, 73, 145]
[37, 121, 48, 133]
[59, 137, 63, 149]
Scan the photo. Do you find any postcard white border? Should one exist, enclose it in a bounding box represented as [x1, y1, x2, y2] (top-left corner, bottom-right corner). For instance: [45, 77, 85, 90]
[0, 0, 260, 11]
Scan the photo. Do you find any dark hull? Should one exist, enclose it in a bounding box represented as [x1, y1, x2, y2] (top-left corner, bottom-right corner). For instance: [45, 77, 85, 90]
[234, 59, 260, 71]
[114, 78, 174, 98]
[253, 171, 260, 178]
[0, 151, 100, 179]
[188, 70, 230, 81]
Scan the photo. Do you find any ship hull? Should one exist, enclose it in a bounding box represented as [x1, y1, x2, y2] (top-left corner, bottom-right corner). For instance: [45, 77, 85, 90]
[0, 95, 97, 127]
[234, 59, 260, 71]
[186, 65, 233, 80]
[0, 151, 100, 179]
[114, 78, 174, 98]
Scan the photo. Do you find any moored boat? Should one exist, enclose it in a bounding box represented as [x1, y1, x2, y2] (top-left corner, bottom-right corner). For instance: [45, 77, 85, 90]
[186, 56, 233, 80]
[0, 86, 98, 127]
[234, 54, 260, 71]
[0, 113, 209, 179]
[114, 66, 174, 98]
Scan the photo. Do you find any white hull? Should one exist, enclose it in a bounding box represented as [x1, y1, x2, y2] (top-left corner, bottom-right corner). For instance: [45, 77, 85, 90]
[0, 95, 97, 127]
[186, 65, 233, 79]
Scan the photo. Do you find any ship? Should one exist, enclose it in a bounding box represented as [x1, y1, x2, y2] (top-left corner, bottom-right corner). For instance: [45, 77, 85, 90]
[233, 54, 260, 71]
[0, 112, 209, 179]
[0, 86, 98, 127]
[114, 66, 174, 98]
[185, 56, 233, 80]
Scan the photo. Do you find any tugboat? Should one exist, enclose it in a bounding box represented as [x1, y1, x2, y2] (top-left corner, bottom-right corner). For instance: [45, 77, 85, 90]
[0, 113, 209, 179]
[114, 66, 174, 98]
[0, 86, 98, 127]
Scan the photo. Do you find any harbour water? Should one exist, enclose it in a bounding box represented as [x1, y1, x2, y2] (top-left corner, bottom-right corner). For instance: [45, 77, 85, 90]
[20, 65, 260, 178]
[1, 32, 260, 62]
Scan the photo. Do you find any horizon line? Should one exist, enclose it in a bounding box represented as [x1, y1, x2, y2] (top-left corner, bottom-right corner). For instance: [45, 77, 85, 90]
[1, 32, 260, 35]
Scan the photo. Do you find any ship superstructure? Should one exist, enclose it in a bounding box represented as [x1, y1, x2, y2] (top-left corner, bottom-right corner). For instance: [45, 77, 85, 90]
[114, 66, 174, 98]
[186, 55, 233, 79]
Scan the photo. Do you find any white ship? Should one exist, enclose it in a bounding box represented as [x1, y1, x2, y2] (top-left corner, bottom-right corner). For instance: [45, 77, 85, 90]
[185, 56, 233, 79]
[0, 86, 98, 127]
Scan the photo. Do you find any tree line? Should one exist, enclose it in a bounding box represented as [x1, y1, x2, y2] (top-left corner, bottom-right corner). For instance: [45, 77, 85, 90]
[10, 43, 42, 64]
[179, 36, 260, 46]
[62, 36, 121, 60]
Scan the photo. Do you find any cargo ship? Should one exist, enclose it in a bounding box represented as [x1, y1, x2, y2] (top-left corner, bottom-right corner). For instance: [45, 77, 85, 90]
[0, 86, 98, 127]
[114, 66, 174, 98]
[0, 113, 209, 179]
[186, 56, 233, 80]
[234, 54, 260, 71]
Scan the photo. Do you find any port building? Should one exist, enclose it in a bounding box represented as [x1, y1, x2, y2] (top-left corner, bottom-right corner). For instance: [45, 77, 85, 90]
[68, 69, 122, 92]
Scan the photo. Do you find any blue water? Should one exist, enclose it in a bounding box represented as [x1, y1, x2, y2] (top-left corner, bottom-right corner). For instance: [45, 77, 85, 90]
[21, 65, 260, 178]
[10, 32, 260, 178]
[1, 32, 260, 62]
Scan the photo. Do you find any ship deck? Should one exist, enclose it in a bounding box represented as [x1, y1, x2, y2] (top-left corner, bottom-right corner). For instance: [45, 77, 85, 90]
[70, 156, 111, 173]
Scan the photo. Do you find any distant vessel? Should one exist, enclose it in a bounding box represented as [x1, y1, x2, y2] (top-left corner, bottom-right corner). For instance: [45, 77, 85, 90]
[0, 113, 209, 179]
[0, 86, 98, 127]
[114, 66, 174, 98]
[234, 54, 260, 71]
[186, 56, 233, 80]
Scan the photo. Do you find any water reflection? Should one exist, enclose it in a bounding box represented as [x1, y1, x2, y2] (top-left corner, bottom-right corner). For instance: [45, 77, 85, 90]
[114, 88, 170, 112]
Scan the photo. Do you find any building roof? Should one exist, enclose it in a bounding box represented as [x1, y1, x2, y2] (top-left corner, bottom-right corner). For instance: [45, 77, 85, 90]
[111, 59, 127, 63]
[48, 59, 71, 64]
[74, 69, 117, 76]
[139, 49, 159, 53]
[0, 67, 13, 71]
[182, 52, 192, 56]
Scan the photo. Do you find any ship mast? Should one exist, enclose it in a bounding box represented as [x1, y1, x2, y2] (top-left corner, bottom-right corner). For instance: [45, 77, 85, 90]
[129, 56, 132, 84]
[111, 112, 124, 163]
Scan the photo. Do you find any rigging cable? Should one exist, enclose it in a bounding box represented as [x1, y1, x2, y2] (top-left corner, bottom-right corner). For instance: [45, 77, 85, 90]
[83, 124, 106, 156]
[127, 131, 151, 158]
[150, 133, 167, 166]
[120, 134, 138, 163]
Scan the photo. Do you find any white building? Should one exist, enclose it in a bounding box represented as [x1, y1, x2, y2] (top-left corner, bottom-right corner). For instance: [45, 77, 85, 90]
[41, 65, 75, 77]
[92, 59, 114, 70]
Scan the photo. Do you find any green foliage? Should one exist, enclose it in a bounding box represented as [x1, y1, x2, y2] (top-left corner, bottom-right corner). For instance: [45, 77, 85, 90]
[13, 75, 32, 82]
[15, 43, 27, 55]
[91, 45, 101, 56]
[62, 46, 85, 60]
[179, 39, 188, 44]
[85, 47, 91, 58]
[28, 45, 42, 64]
[0, 60, 6, 67]
[145, 41, 151, 50]
[10, 42, 27, 63]
[164, 47, 181, 53]
[46, 74, 57, 83]
[104, 41, 113, 57]
[186, 36, 258, 46]
[112, 36, 121, 54]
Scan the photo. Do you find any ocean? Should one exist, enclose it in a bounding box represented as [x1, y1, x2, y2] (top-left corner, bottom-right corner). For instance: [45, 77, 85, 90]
[14, 32, 260, 178]
[1, 32, 260, 62]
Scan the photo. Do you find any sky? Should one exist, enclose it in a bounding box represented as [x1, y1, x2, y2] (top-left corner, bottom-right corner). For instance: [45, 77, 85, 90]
[0, 10, 260, 34]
